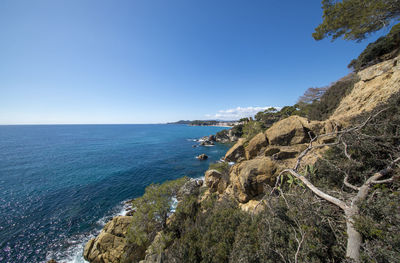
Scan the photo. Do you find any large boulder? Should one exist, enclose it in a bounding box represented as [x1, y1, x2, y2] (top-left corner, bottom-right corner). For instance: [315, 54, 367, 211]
[246, 132, 269, 159]
[224, 139, 246, 162]
[205, 169, 229, 194]
[84, 216, 134, 263]
[265, 116, 313, 146]
[231, 157, 278, 203]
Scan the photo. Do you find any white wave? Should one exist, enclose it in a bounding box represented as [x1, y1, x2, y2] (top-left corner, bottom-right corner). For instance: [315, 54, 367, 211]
[197, 176, 205, 181]
[170, 197, 178, 213]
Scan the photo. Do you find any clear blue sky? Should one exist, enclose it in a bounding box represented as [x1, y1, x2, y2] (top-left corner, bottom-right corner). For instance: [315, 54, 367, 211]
[0, 0, 386, 124]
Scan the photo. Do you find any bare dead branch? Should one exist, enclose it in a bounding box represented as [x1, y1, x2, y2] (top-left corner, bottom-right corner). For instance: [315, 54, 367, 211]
[344, 173, 360, 191]
[280, 169, 348, 211]
[342, 141, 352, 161]
[371, 178, 394, 184]
[292, 225, 305, 263]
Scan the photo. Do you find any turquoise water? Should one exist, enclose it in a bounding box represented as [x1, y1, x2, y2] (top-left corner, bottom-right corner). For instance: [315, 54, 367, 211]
[0, 124, 230, 263]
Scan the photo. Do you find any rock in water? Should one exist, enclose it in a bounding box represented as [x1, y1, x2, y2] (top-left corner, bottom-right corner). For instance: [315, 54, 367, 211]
[196, 154, 208, 160]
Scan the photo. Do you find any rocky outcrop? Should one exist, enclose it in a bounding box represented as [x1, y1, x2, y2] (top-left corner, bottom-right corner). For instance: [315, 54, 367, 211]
[212, 117, 342, 204]
[265, 116, 314, 146]
[224, 138, 246, 162]
[200, 140, 214, 146]
[245, 132, 268, 159]
[84, 216, 134, 263]
[331, 54, 400, 121]
[205, 169, 229, 194]
[215, 128, 240, 143]
[230, 157, 278, 203]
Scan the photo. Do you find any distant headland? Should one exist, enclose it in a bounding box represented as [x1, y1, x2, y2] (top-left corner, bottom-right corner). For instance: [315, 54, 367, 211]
[167, 120, 240, 127]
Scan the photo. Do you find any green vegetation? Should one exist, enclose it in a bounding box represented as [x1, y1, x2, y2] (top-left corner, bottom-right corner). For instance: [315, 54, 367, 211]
[165, 196, 245, 263]
[208, 161, 230, 175]
[158, 185, 345, 263]
[298, 74, 358, 120]
[313, 0, 400, 41]
[241, 120, 265, 142]
[348, 23, 400, 71]
[215, 124, 244, 140]
[126, 177, 188, 250]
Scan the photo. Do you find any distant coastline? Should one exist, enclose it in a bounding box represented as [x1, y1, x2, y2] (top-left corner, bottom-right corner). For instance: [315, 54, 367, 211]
[168, 119, 239, 127]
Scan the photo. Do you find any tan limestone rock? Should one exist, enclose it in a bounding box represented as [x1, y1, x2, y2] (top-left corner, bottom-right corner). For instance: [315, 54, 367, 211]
[230, 157, 278, 203]
[331, 54, 400, 121]
[84, 216, 133, 263]
[224, 138, 246, 162]
[205, 169, 229, 194]
[265, 116, 312, 146]
[245, 132, 269, 159]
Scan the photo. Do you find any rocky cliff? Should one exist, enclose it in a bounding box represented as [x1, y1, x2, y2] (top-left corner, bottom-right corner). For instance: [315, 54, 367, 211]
[331, 54, 400, 121]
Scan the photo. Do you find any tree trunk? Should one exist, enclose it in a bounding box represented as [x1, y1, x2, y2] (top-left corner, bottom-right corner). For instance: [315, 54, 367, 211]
[344, 207, 362, 262]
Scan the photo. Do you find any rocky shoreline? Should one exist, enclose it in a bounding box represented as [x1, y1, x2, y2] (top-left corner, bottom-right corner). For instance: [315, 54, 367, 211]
[83, 179, 205, 263]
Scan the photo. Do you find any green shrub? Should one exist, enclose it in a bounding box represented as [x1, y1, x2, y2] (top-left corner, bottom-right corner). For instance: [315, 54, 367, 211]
[349, 23, 400, 72]
[215, 124, 244, 142]
[164, 196, 248, 263]
[242, 120, 265, 142]
[126, 177, 188, 248]
[208, 162, 230, 175]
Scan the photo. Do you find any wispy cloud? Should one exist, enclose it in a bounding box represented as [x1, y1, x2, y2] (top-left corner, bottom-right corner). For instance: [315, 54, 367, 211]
[206, 106, 280, 120]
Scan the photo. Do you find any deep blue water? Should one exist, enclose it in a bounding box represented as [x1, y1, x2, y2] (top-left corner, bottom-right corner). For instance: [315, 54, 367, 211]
[0, 124, 230, 263]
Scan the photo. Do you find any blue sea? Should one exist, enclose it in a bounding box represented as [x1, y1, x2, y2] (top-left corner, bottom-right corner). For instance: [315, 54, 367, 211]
[0, 124, 230, 263]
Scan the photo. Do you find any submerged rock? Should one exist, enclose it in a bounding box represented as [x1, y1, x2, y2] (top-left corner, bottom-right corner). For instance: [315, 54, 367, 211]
[200, 140, 214, 146]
